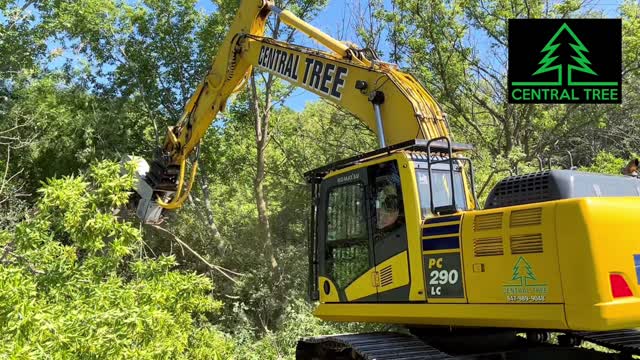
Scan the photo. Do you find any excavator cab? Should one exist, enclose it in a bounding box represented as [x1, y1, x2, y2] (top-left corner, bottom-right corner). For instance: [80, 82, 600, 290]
[305, 139, 477, 304]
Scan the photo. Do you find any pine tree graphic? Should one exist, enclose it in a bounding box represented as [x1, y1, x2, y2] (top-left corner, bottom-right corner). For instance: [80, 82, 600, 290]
[530, 33, 562, 84]
[512, 257, 536, 286]
[512, 22, 616, 86]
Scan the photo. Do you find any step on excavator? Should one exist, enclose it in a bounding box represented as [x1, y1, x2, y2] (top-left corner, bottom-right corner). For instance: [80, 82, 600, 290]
[126, 1, 640, 358]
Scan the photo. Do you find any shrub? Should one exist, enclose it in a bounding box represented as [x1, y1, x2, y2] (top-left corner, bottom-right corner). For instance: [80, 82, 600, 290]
[0, 161, 233, 359]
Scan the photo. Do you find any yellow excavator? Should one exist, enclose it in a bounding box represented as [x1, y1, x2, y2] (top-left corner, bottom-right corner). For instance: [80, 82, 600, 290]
[128, 0, 640, 358]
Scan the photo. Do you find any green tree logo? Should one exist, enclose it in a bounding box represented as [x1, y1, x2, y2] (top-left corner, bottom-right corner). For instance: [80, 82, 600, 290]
[512, 256, 536, 286]
[511, 23, 618, 87]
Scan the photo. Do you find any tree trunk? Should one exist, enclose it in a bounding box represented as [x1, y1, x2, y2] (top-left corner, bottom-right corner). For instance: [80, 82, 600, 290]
[250, 71, 277, 270]
[246, 14, 287, 272]
[197, 165, 221, 240]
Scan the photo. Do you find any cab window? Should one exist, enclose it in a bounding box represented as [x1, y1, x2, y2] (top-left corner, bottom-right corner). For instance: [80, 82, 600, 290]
[376, 182, 400, 229]
[416, 168, 467, 218]
[374, 167, 403, 230]
[325, 182, 369, 289]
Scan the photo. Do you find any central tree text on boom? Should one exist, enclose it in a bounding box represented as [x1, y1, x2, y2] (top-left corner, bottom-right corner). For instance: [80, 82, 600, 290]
[511, 88, 619, 101]
[257, 45, 348, 100]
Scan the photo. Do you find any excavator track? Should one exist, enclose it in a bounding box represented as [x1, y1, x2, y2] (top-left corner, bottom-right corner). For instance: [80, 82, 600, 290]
[296, 332, 452, 360]
[296, 330, 635, 359]
[568, 329, 640, 357]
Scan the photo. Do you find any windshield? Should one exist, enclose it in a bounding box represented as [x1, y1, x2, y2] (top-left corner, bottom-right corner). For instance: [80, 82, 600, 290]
[416, 168, 467, 218]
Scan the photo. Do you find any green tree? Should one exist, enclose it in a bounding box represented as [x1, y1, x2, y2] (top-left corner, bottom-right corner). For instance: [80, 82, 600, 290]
[512, 257, 536, 286]
[533, 23, 597, 85]
[530, 23, 598, 83]
[247, 0, 328, 274]
[168, 99, 375, 337]
[580, 151, 632, 175]
[371, 0, 640, 202]
[0, 161, 234, 359]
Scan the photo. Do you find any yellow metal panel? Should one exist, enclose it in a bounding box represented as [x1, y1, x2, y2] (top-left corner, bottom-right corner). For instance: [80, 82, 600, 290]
[376, 251, 411, 294]
[422, 249, 459, 255]
[314, 303, 568, 329]
[556, 197, 640, 330]
[343, 252, 411, 302]
[461, 202, 563, 304]
[422, 234, 458, 240]
[424, 297, 468, 304]
[344, 268, 377, 302]
[342, 250, 412, 302]
[423, 221, 461, 228]
[400, 157, 427, 301]
[323, 152, 403, 180]
[564, 298, 640, 331]
[318, 276, 340, 303]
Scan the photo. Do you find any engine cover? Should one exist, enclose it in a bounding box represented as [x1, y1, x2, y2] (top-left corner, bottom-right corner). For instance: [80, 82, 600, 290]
[485, 170, 640, 209]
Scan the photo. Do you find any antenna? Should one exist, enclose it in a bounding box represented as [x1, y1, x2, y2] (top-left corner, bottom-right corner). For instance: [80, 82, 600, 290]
[537, 156, 544, 171]
[566, 151, 577, 170]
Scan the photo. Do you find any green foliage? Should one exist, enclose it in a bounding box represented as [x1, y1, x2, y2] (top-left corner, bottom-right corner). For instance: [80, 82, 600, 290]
[580, 151, 630, 175]
[0, 161, 233, 359]
[3, 75, 154, 191]
[231, 299, 387, 359]
[0, 1, 49, 80]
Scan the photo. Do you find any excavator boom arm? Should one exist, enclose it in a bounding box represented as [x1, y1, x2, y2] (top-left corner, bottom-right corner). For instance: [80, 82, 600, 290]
[152, 0, 451, 212]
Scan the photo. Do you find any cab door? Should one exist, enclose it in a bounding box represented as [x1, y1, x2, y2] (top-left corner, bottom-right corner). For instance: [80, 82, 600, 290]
[369, 161, 410, 301]
[317, 167, 377, 303]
